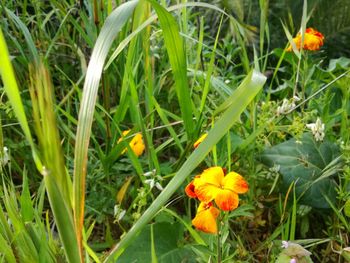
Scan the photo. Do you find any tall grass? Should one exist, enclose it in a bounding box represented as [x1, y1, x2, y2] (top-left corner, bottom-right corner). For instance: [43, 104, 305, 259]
[1, 0, 350, 262]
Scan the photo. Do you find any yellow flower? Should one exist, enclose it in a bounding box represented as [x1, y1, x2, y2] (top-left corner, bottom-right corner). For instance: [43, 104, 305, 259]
[192, 202, 220, 234]
[193, 167, 248, 211]
[193, 133, 207, 149]
[286, 27, 324, 52]
[118, 130, 145, 157]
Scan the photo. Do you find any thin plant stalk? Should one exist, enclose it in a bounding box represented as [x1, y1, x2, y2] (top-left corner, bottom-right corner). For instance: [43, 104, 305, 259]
[217, 216, 222, 263]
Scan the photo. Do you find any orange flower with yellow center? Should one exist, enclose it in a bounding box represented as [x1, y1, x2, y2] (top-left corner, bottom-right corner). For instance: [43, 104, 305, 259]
[118, 130, 145, 157]
[190, 167, 249, 211]
[286, 27, 324, 52]
[193, 133, 208, 149]
[192, 202, 220, 234]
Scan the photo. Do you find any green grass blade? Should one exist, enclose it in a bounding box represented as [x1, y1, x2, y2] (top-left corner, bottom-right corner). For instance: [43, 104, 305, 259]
[199, 14, 223, 113]
[147, 0, 194, 139]
[0, 28, 42, 171]
[73, 0, 139, 256]
[20, 171, 34, 222]
[0, 234, 16, 263]
[150, 224, 158, 263]
[29, 63, 80, 263]
[4, 8, 39, 64]
[152, 97, 184, 152]
[43, 171, 81, 263]
[290, 185, 297, 241]
[104, 70, 266, 262]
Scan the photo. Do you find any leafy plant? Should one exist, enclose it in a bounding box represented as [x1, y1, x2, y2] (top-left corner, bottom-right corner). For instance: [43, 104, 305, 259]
[261, 133, 342, 208]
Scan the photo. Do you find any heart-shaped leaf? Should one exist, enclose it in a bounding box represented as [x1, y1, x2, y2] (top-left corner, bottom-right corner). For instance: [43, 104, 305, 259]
[261, 133, 341, 208]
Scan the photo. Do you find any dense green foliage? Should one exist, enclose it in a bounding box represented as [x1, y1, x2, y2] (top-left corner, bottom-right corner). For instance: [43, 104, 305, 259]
[1, 0, 350, 262]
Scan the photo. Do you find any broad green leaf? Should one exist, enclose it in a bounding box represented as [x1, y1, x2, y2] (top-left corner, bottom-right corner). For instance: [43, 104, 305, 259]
[261, 134, 341, 208]
[159, 247, 196, 263]
[276, 253, 313, 263]
[118, 222, 186, 262]
[325, 57, 350, 72]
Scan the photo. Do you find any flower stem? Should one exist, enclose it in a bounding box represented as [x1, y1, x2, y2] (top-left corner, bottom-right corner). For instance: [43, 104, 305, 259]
[293, 53, 302, 98]
[217, 217, 222, 263]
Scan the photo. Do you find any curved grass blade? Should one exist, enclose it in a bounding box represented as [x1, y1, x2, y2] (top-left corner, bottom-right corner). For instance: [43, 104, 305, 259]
[104, 2, 249, 71]
[4, 8, 39, 64]
[73, 0, 139, 257]
[147, 0, 194, 139]
[104, 70, 266, 262]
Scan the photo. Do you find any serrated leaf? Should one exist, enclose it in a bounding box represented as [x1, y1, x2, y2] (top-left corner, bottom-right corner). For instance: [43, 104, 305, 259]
[261, 133, 341, 208]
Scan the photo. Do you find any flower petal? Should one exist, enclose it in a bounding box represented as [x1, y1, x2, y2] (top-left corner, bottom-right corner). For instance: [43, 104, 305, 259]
[193, 167, 225, 202]
[194, 167, 224, 187]
[130, 133, 145, 156]
[194, 184, 218, 203]
[193, 133, 207, 149]
[192, 202, 220, 234]
[303, 34, 319, 50]
[286, 28, 324, 52]
[223, 172, 249, 194]
[286, 35, 301, 52]
[185, 181, 197, 198]
[214, 190, 239, 211]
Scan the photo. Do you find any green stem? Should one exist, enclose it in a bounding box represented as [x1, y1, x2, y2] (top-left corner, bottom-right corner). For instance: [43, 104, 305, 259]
[293, 54, 302, 98]
[217, 216, 222, 263]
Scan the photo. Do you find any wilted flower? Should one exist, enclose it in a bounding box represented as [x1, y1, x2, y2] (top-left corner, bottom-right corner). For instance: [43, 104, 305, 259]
[281, 240, 289, 249]
[276, 96, 300, 116]
[286, 27, 324, 52]
[306, 118, 325, 141]
[1, 147, 9, 166]
[118, 130, 145, 156]
[144, 170, 164, 191]
[281, 241, 312, 258]
[113, 204, 126, 222]
[193, 133, 208, 149]
[192, 202, 220, 234]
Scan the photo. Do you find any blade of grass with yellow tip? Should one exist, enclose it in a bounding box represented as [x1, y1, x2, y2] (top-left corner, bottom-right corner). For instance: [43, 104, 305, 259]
[104, 70, 266, 262]
[73, 0, 139, 257]
[29, 63, 81, 263]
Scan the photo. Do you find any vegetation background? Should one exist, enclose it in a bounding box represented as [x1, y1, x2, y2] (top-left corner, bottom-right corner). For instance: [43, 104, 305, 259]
[0, 0, 350, 262]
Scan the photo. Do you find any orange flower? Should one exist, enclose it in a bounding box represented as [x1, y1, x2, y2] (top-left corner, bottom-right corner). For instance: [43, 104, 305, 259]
[193, 167, 248, 211]
[185, 180, 197, 198]
[192, 202, 220, 234]
[193, 133, 207, 149]
[118, 130, 145, 157]
[286, 27, 324, 52]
